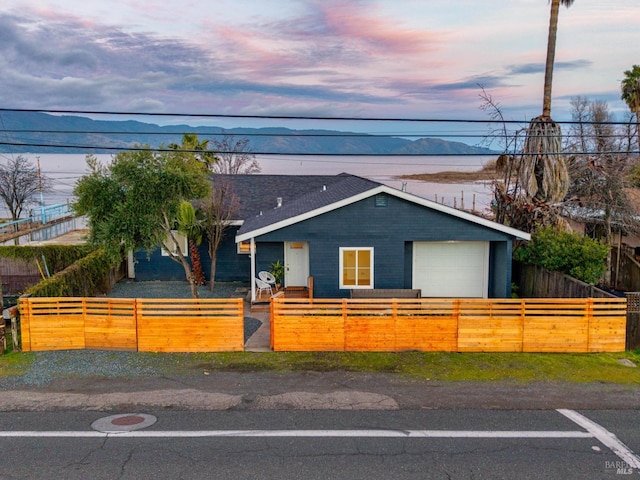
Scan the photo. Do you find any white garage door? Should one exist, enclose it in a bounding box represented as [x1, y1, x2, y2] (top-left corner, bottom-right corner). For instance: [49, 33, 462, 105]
[413, 242, 489, 298]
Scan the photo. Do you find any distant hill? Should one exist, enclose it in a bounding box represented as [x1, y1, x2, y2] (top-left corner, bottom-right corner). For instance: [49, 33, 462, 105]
[0, 111, 497, 156]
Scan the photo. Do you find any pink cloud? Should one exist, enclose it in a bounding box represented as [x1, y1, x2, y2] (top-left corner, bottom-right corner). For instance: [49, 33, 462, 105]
[314, 0, 444, 55]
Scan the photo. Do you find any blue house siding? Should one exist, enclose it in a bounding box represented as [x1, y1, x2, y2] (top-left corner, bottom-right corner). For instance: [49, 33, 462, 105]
[489, 241, 512, 298]
[133, 243, 210, 281]
[214, 227, 250, 282]
[257, 242, 284, 273]
[133, 227, 250, 283]
[254, 194, 517, 298]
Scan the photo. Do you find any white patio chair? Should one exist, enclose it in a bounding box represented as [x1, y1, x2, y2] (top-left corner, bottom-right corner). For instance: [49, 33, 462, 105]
[255, 277, 273, 298]
[258, 271, 277, 288]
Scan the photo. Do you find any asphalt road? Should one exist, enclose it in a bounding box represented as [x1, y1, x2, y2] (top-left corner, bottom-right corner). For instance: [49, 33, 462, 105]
[0, 409, 638, 479]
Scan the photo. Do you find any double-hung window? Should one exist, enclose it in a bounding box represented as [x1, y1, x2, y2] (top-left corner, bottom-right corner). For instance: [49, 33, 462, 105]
[340, 247, 373, 289]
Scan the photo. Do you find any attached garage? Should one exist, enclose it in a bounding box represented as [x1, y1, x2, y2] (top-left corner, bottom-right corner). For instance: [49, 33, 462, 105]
[412, 241, 489, 298]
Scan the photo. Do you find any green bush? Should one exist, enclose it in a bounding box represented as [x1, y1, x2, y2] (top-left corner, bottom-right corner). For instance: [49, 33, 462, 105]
[25, 249, 120, 297]
[0, 244, 95, 275]
[514, 226, 609, 284]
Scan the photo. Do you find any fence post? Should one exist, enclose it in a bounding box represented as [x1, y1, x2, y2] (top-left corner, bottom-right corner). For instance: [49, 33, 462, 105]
[454, 299, 460, 351]
[586, 298, 593, 352]
[270, 296, 275, 350]
[342, 299, 347, 352]
[134, 298, 140, 352]
[520, 299, 526, 353]
[392, 299, 398, 351]
[19, 299, 30, 352]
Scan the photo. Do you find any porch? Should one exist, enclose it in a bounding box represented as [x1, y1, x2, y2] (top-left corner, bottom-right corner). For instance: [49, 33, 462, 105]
[250, 277, 314, 312]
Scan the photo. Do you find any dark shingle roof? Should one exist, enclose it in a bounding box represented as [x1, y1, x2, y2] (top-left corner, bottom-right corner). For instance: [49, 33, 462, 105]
[237, 174, 381, 235]
[210, 173, 359, 220]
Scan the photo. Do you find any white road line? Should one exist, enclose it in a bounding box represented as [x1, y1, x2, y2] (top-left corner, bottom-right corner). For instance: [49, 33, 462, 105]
[0, 429, 594, 439]
[557, 409, 640, 470]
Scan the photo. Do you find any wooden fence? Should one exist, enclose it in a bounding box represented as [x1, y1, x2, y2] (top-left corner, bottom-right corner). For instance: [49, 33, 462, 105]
[513, 261, 615, 299]
[20, 297, 244, 352]
[270, 297, 627, 353]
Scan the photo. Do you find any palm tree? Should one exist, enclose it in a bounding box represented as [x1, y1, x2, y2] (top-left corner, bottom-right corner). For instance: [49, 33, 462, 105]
[177, 201, 206, 286]
[169, 133, 217, 170]
[621, 64, 640, 153]
[520, 0, 574, 203]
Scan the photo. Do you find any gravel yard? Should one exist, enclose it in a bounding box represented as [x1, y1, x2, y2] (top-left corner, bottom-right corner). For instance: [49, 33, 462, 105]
[0, 280, 263, 389]
[107, 280, 250, 299]
[106, 280, 263, 343]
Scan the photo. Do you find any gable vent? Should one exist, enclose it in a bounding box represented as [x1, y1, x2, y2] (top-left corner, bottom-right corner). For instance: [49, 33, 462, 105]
[375, 194, 388, 207]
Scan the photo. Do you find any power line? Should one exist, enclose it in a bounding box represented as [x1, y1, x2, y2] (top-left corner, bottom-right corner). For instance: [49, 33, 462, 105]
[0, 140, 497, 156]
[0, 139, 635, 157]
[0, 128, 493, 139]
[1, 107, 636, 126]
[1, 128, 635, 140]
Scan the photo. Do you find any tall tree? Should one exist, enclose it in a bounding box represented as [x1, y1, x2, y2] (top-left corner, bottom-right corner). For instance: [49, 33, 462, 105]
[565, 98, 637, 246]
[202, 177, 239, 292]
[542, 0, 575, 119]
[520, 0, 574, 203]
[0, 155, 50, 221]
[621, 64, 640, 153]
[73, 149, 210, 298]
[169, 133, 217, 169]
[212, 134, 261, 174]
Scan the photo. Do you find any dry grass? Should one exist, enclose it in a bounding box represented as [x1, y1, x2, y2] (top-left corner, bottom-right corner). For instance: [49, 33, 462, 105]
[398, 160, 498, 184]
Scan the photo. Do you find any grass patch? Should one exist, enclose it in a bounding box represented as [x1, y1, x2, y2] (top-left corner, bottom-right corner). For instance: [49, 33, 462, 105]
[124, 350, 640, 384]
[1, 350, 639, 384]
[0, 351, 34, 377]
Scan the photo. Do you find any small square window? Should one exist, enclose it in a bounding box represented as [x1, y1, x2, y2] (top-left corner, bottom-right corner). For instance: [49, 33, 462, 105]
[237, 241, 252, 254]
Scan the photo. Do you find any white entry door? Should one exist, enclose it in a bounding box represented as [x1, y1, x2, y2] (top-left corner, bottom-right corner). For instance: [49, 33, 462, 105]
[413, 241, 489, 298]
[284, 241, 309, 287]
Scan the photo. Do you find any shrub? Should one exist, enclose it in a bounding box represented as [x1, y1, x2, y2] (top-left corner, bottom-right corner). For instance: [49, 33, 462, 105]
[0, 244, 95, 275]
[25, 249, 121, 297]
[514, 226, 609, 284]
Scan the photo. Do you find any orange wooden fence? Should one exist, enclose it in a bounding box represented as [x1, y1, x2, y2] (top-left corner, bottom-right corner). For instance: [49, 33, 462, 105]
[270, 297, 627, 353]
[20, 297, 244, 352]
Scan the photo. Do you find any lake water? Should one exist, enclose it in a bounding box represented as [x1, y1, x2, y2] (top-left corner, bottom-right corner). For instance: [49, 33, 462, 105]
[1, 153, 496, 218]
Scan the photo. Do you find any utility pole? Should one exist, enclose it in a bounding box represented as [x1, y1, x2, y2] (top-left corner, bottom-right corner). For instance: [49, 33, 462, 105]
[36, 156, 44, 207]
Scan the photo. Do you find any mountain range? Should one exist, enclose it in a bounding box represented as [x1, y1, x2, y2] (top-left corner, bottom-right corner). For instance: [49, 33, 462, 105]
[0, 111, 496, 156]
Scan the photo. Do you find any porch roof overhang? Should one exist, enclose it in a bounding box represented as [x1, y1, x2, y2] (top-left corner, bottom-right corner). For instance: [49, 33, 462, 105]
[235, 184, 531, 243]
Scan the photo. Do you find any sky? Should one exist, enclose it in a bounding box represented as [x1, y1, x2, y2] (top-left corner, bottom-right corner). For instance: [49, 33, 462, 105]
[0, 0, 638, 138]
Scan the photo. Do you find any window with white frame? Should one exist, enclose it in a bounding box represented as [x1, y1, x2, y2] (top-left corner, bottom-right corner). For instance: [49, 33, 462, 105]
[161, 230, 188, 257]
[339, 247, 373, 289]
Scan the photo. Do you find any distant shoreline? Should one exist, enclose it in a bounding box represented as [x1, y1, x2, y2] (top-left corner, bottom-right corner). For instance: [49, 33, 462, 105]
[397, 160, 498, 184]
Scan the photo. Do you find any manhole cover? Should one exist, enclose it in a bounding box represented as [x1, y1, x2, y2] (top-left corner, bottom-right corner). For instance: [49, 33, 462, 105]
[91, 413, 157, 433]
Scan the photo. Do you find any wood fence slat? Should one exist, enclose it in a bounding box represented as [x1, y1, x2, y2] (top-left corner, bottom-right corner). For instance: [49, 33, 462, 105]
[136, 298, 244, 352]
[20, 297, 244, 353]
[271, 297, 627, 353]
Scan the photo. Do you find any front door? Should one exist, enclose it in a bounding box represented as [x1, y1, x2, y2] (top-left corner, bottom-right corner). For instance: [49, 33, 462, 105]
[284, 241, 309, 287]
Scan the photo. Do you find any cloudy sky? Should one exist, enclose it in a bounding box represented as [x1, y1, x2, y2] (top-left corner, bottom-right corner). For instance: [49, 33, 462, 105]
[0, 0, 638, 133]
